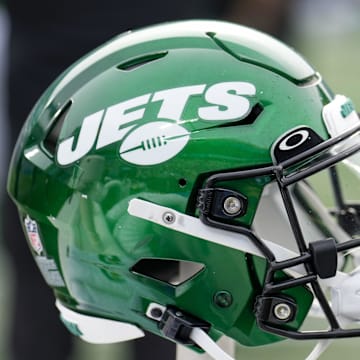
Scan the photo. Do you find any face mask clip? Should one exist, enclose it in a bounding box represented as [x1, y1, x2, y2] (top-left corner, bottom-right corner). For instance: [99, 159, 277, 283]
[158, 306, 211, 346]
[197, 188, 247, 220]
[255, 295, 297, 325]
[309, 238, 338, 279]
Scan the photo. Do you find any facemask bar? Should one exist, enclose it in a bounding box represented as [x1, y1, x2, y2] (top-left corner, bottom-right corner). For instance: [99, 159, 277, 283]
[198, 122, 360, 340]
[328, 166, 360, 238]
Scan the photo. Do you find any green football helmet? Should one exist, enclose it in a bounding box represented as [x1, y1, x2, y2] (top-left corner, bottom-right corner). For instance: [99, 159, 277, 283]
[7, 20, 360, 358]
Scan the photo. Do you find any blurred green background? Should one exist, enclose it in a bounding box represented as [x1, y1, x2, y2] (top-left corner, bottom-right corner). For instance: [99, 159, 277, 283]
[1, 1, 360, 359]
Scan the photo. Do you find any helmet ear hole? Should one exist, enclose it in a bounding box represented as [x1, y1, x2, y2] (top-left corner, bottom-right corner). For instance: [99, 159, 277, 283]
[178, 178, 187, 187]
[130, 258, 204, 286]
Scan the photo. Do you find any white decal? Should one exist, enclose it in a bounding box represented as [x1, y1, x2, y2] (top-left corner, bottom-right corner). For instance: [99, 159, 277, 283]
[120, 121, 189, 165]
[96, 93, 151, 149]
[24, 215, 43, 255]
[56, 81, 256, 166]
[152, 84, 206, 121]
[35, 257, 65, 287]
[57, 110, 103, 166]
[279, 129, 309, 151]
[198, 81, 256, 120]
[323, 95, 359, 138]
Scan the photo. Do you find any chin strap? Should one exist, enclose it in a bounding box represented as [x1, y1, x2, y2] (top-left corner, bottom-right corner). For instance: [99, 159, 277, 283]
[189, 328, 235, 360]
[305, 340, 332, 360]
[305, 267, 360, 360]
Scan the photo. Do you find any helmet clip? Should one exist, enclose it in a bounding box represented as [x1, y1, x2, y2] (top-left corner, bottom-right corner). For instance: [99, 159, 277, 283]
[309, 238, 338, 279]
[197, 188, 247, 219]
[158, 306, 211, 346]
[255, 295, 297, 325]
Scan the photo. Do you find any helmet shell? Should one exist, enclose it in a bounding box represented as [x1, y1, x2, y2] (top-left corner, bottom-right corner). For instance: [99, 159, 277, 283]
[8, 20, 324, 347]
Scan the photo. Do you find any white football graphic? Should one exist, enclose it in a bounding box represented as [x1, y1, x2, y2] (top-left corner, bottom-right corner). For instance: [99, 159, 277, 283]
[119, 121, 190, 165]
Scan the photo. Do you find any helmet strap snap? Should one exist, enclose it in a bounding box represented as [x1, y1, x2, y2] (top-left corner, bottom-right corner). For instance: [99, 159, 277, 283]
[146, 303, 235, 360]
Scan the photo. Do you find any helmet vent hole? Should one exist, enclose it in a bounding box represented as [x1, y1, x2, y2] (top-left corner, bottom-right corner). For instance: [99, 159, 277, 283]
[178, 178, 187, 187]
[43, 101, 72, 155]
[131, 258, 204, 286]
[117, 51, 168, 71]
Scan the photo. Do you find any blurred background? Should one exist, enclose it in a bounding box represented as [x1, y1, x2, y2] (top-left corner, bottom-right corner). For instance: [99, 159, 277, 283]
[0, 0, 360, 359]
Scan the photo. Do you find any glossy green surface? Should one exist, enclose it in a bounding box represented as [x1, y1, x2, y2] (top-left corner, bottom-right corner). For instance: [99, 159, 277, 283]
[8, 20, 327, 347]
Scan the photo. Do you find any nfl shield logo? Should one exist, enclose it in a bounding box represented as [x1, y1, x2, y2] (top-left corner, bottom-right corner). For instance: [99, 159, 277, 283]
[24, 215, 43, 255]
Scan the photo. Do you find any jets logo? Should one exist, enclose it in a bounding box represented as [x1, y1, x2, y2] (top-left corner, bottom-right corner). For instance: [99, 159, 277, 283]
[56, 81, 256, 166]
[119, 121, 190, 166]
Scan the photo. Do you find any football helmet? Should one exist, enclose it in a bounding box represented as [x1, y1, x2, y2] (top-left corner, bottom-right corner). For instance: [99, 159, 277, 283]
[7, 20, 360, 359]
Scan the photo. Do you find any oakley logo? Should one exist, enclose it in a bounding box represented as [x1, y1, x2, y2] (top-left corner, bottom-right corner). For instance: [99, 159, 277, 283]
[278, 129, 310, 151]
[272, 127, 324, 163]
[56, 81, 256, 166]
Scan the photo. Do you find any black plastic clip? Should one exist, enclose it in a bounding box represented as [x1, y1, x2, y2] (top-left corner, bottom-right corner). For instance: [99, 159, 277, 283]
[158, 306, 211, 345]
[309, 238, 337, 279]
[255, 295, 297, 325]
[197, 189, 215, 215]
[197, 188, 247, 219]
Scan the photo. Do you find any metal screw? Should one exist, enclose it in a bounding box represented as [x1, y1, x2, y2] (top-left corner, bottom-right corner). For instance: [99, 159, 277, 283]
[273, 303, 292, 321]
[214, 291, 233, 308]
[163, 212, 176, 224]
[150, 307, 163, 319]
[223, 196, 242, 216]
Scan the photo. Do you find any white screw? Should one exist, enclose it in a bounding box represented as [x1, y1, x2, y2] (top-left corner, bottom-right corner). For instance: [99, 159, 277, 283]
[273, 303, 292, 321]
